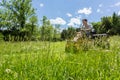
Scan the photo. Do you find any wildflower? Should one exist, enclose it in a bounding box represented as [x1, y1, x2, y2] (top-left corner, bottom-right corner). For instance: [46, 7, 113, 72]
[5, 68, 12, 74]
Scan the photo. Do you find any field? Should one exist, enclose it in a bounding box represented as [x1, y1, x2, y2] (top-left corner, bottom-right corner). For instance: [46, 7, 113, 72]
[0, 36, 120, 80]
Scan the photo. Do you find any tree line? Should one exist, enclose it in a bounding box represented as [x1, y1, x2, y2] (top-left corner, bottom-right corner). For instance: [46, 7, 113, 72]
[92, 12, 120, 35]
[0, 0, 120, 41]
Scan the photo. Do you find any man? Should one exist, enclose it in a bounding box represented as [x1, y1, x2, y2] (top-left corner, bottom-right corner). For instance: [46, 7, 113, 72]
[81, 19, 94, 37]
[73, 19, 94, 41]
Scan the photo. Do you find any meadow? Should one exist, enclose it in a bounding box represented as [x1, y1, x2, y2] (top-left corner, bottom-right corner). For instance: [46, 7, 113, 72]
[0, 36, 120, 80]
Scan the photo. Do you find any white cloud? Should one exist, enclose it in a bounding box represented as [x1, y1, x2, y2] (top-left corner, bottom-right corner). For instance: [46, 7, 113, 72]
[99, 4, 103, 7]
[66, 13, 72, 17]
[114, 2, 120, 6]
[50, 17, 66, 25]
[118, 11, 120, 15]
[96, 9, 103, 13]
[40, 3, 44, 7]
[78, 7, 92, 15]
[97, 9, 100, 13]
[67, 17, 81, 27]
[111, 2, 120, 7]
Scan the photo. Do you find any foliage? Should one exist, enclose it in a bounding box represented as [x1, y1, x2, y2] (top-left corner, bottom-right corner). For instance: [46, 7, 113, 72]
[61, 27, 76, 40]
[111, 12, 120, 35]
[92, 22, 102, 33]
[92, 12, 120, 35]
[101, 16, 112, 34]
[0, 0, 35, 29]
[0, 0, 38, 41]
[53, 24, 61, 41]
[61, 29, 68, 40]
[40, 16, 54, 41]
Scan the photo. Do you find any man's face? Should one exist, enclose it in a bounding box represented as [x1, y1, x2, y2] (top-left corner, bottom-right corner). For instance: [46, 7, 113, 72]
[82, 20, 87, 25]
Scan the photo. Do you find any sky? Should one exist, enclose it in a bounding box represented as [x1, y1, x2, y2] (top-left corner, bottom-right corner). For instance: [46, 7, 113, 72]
[32, 0, 120, 28]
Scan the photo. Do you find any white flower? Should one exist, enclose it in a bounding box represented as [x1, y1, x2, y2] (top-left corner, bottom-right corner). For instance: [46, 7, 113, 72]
[5, 68, 12, 74]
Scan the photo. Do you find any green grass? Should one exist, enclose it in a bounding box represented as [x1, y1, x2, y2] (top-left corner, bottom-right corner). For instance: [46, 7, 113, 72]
[0, 36, 120, 80]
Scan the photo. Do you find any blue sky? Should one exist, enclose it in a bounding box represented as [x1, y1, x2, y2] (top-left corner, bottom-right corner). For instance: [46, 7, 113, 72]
[32, 0, 120, 28]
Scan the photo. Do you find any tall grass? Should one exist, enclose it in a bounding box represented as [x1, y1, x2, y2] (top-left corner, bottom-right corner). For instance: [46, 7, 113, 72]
[0, 36, 120, 80]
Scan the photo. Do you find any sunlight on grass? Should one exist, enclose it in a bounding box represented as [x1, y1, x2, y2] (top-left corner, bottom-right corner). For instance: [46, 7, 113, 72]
[0, 36, 120, 79]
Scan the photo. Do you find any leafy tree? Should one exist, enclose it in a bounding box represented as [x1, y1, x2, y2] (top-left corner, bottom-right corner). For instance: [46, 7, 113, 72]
[111, 12, 120, 35]
[67, 27, 76, 39]
[0, 0, 38, 41]
[0, 0, 35, 29]
[29, 16, 38, 35]
[101, 16, 112, 34]
[61, 26, 76, 40]
[40, 16, 53, 41]
[92, 22, 102, 33]
[53, 24, 61, 41]
[61, 29, 68, 40]
[0, 8, 14, 29]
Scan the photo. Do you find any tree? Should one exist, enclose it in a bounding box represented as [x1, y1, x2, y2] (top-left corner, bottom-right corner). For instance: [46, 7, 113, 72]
[67, 27, 76, 39]
[0, 0, 38, 41]
[92, 12, 120, 35]
[101, 16, 112, 34]
[40, 16, 54, 41]
[92, 16, 113, 34]
[29, 16, 38, 35]
[0, 8, 14, 29]
[111, 12, 120, 35]
[61, 26, 76, 40]
[0, 0, 35, 29]
[92, 22, 102, 33]
[61, 29, 68, 40]
[53, 24, 61, 41]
